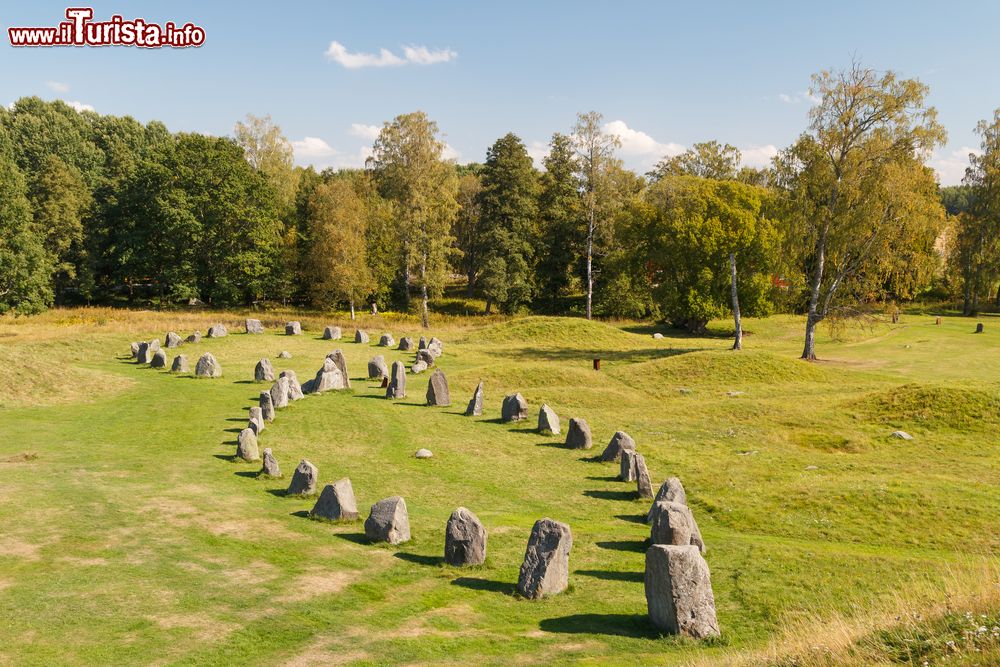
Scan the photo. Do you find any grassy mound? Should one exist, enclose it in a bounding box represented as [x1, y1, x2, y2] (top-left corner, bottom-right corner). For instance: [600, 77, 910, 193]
[461, 316, 641, 348]
[851, 383, 1000, 432]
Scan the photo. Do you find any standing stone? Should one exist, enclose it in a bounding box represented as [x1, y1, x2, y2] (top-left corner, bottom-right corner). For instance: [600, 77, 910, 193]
[207, 323, 228, 338]
[236, 428, 259, 462]
[516, 518, 572, 599]
[537, 404, 561, 435]
[620, 449, 638, 482]
[259, 391, 275, 422]
[976, 322, 984, 334]
[368, 355, 389, 380]
[322, 326, 342, 340]
[285, 321, 302, 335]
[418, 336, 428, 350]
[364, 496, 410, 545]
[601, 431, 636, 462]
[280, 370, 304, 401]
[465, 382, 484, 416]
[260, 448, 281, 477]
[130, 341, 140, 358]
[647, 478, 687, 523]
[645, 545, 720, 638]
[248, 406, 265, 435]
[416, 349, 435, 366]
[378, 333, 395, 347]
[286, 459, 319, 496]
[649, 500, 706, 553]
[270, 377, 290, 409]
[311, 358, 346, 393]
[310, 478, 359, 521]
[429, 337, 444, 353]
[411, 360, 428, 374]
[386, 361, 406, 399]
[165, 332, 182, 348]
[255, 358, 275, 382]
[426, 342, 443, 359]
[150, 349, 167, 368]
[185, 331, 202, 344]
[635, 452, 654, 498]
[137, 340, 160, 364]
[277, 350, 292, 359]
[565, 418, 593, 449]
[195, 352, 222, 378]
[170, 355, 189, 373]
[501, 393, 529, 422]
[444, 507, 487, 566]
[245, 318, 264, 334]
[326, 350, 350, 388]
[397, 337, 415, 351]
[426, 369, 451, 406]
[354, 329, 369, 343]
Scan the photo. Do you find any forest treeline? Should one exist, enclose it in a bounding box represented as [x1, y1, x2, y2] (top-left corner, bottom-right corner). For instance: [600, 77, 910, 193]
[2, 63, 999, 358]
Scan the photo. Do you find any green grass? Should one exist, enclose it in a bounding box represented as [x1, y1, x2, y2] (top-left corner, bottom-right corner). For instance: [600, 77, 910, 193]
[0, 309, 998, 666]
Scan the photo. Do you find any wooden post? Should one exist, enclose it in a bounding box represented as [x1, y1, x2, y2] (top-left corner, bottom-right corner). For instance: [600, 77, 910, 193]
[935, 317, 942, 325]
[593, 358, 601, 371]
[976, 322, 984, 334]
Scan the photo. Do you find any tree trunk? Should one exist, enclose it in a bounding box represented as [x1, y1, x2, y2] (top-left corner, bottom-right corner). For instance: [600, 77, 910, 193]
[350, 299, 355, 320]
[802, 315, 819, 361]
[801, 227, 827, 361]
[994, 283, 1000, 308]
[484, 298, 492, 315]
[585, 211, 594, 321]
[420, 259, 429, 329]
[730, 252, 742, 351]
[401, 245, 411, 309]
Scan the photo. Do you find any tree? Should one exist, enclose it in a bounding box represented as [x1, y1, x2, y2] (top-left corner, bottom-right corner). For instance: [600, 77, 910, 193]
[368, 112, 459, 327]
[775, 64, 946, 360]
[452, 170, 483, 295]
[305, 180, 374, 318]
[475, 133, 539, 313]
[649, 141, 742, 181]
[960, 109, 1000, 314]
[29, 155, 91, 302]
[536, 133, 582, 306]
[572, 112, 622, 320]
[0, 154, 53, 314]
[234, 114, 297, 211]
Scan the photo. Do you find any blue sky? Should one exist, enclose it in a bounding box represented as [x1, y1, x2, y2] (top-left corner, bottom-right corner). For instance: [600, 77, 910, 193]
[2, 0, 998, 184]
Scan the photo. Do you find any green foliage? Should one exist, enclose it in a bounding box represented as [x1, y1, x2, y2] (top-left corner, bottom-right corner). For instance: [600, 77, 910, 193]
[29, 155, 92, 300]
[535, 133, 582, 305]
[648, 140, 742, 181]
[305, 180, 374, 312]
[0, 155, 53, 314]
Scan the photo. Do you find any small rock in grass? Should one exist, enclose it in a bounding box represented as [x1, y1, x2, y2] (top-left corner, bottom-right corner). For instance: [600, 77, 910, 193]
[277, 350, 292, 359]
[269, 377, 290, 409]
[414, 448, 433, 459]
[411, 360, 428, 374]
[890, 431, 913, 440]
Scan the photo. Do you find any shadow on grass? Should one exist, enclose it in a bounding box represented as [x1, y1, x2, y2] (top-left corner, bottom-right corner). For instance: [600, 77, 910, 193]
[225, 417, 247, 423]
[394, 552, 443, 566]
[450, 577, 516, 596]
[234, 470, 260, 479]
[576, 569, 644, 583]
[222, 427, 242, 434]
[614, 514, 648, 525]
[584, 489, 636, 502]
[538, 613, 657, 638]
[536, 441, 570, 449]
[334, 532, 370, 545]
[212, 454, 236, 462]
[232, 380, 258, 385]
[596, 539, 647, 553]
[586, 475, 621, 482]
[290, 510, 310, 518]
[265, 488, 288, 497]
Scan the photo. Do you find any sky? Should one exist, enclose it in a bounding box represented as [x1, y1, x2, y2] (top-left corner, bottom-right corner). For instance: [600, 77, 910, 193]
[2, 1, 999, 184]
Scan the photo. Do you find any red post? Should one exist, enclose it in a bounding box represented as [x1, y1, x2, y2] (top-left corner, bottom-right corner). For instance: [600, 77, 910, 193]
[593, 358, 601, 371]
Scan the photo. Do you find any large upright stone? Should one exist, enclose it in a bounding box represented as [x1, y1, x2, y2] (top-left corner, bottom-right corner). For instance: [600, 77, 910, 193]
[322, 326, 342, 340]
[130, 341, 140, 358]
[418, 336, 428, 349]
[386, 360, 406, 399]
[170, 355, 189, 373]
[255, 358, 275, 382]
[270, 377, 290, 409]
[620, 449, 638, 482]
[415, 349, 435, 366]
[236, 428, 259, 462]
[429, 337, 444, 354]
[165, 332, 182, 348]
[354, 329, 369, 344]
[259, 391, 275, 422]
[150, 349, 167, 368]
[364, 496, 410, 545]
[397, 337, 415, 351]
[501, 393, 528, 422]
[426, 369, 450, 406]
[280, 370, 304, 401]
[445, 507, 487, 566]
[185, 331, 202, 344]
[426, 342, 443, 359]
[465, 382, 484, 416]
[195, 352, 222, 378]
[260, 448, 281, 477]
[368, 355, 389, 380]
[310, 478, 359, 521]
[286, 459, 319, 496]
[645, 545, 719, 638]
[248, 406, 265, 435]
[245, 318, 264, 334]
[285, 321, 301, 335]
[207, 323, 227, 338]
[516, 518, 572, 599]
[411, 360, 428, 374]
[326, 350, 350, 388]
[137, 339, 160, 364]
[565, 418, 592, 449]
[647, 478, 687, 523]
[311, 358, 346, 393]
[378, 333, 395, 348]
[537, 404, 561, 435]
[635, 452, 654, 498]
[649, 500, 706, 553]
[601, 431, 636, 462]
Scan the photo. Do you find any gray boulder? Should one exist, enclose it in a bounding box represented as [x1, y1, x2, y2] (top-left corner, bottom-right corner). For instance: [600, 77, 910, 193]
[255, 358, 275, 382]
[601, 431, 636, 462]
[429, 337, 444, 353]
[170, 355, 189, 373]
[368, 355, 389, 380]
[645, 545, 719, 638]
[501, 393, 528, 422]
[565, 418, 593, 449]
[516, 518, 572, 599]
[891, 430, 913, 440]
[285, 321, 301, 335]
[652, 332, 664, 339]
[648, 478, 688, 523]
[418, 336, 428, 349]
[322, 326, 342, 340]
[165, 332, 182, 348]
[354, 329, 369, 344]
[137, 339, 160, 364]
[415, 349, 435, 366]
[207, 323, 227, 338]
[185, 331, 202, 344]
[195, 352, 222, 378]
[465, 382, 484, 416]
[386, 360, 406, 399]
[310, 478, 359, 521]
[649, 500, 705, 553]
[311, 358, 346, 393]
[445, 507, 487, 566]
[236, 428, 259, 462]
[269, 377, 290, 409]
[426, 342, 443, 359]
[414, 448, 433, 459]
[620, 449, 638, 482]
[260, 448, 280, 477]
[277, 350, 292, 359]
[538, 404, 561, 435]
[411, 360, 428, 374]
[635, 452, 654, 498]
[150, 349, 167, 368]
[259, 390, 275, 422]
[280, 370, 304, 401]
[130, 341, 140, 358]
[378, 333, 395, 348]
[364, 496, 410, 545]
[248, 406, 265, 435]
[426, 369, 450, 406]
[245, 318, 264, 334]
[397, 337, 415, 351]
[326, 350, 350, 388]
[286, 459, 319, 496]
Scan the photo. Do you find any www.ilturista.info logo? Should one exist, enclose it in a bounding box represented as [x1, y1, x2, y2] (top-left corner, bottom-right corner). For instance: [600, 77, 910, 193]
[7, 7, 205, 48]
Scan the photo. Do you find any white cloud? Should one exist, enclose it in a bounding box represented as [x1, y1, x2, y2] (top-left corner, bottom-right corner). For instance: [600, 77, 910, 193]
[291, 136, 376, 171]
[930, 146, 980, 186]
[65, 100, 94, 112]
[739, 144, 779, 169]
[292, 136, 338, 159]
[46, 81, 69, 93]
[325, 40, 457, 69]
[526, 140, 550, 168]
[779, 91, 820, 105]
[441, 143, 460, 161]
[602, 120, 684, 170]
[349, 123, 381, 140]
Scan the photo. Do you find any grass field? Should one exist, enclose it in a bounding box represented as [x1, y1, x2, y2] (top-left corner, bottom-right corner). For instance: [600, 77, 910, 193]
[1, 307, 998, 666]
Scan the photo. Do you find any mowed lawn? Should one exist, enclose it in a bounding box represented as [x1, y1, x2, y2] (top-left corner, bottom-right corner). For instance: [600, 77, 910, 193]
[1, 308, 998, 666]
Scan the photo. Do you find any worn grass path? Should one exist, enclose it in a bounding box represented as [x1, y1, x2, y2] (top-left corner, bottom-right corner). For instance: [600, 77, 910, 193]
[0, 310, 997, 665]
